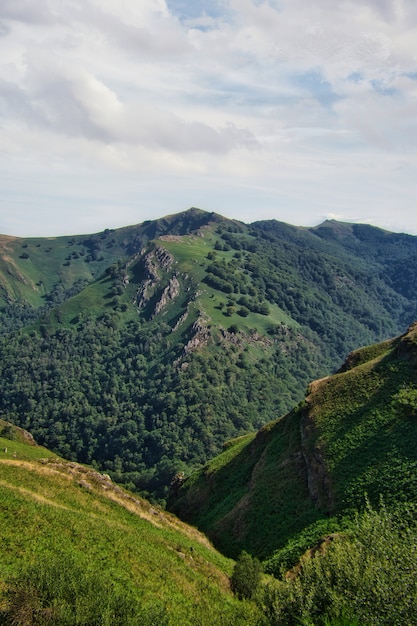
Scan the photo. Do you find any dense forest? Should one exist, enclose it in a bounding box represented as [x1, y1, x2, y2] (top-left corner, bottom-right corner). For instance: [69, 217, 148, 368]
[0, 315, 320, 502]
[1, 210, 417, 499]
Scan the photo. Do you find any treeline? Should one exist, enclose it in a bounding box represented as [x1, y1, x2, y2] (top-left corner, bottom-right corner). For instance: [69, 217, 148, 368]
[212, 222, 414, 362]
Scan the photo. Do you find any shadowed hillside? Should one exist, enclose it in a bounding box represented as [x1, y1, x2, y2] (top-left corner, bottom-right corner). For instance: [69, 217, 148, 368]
[170, 322, 417, 569]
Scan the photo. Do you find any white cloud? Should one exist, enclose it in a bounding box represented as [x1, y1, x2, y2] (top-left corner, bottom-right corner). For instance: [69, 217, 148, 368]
[1, 0, 417, 236]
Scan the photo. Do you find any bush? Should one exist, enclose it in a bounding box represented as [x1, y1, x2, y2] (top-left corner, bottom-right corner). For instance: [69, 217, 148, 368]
[261, 502, 417, 625]
[230, 551, 262, 600]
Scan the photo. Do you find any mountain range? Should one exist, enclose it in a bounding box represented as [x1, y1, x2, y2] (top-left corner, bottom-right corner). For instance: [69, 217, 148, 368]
[2, 208, 417, 623]
[1, 208, 417, 500]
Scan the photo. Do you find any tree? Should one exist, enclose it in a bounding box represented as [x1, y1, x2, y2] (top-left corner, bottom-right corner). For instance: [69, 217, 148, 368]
[230, 551, 262, 599]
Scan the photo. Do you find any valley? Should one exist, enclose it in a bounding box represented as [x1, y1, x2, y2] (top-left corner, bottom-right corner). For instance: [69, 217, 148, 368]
[1, 209, 416, 501]
[1, 209, 417, 623]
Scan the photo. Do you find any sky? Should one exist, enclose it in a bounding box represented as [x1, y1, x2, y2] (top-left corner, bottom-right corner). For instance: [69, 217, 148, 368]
[1, 0, 417, 237]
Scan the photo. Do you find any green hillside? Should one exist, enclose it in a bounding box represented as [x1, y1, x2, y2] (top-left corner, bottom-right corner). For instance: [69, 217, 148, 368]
[0, 425, 259, 625]
[170, 322, 417, 570]
[0, 209, 220, 330]
[1, 209, 417, 500]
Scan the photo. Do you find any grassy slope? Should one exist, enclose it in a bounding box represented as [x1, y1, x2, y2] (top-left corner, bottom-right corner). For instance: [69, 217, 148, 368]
[160, 229, 297, 333]
[171, 322, 417, 563]
[170, 409, 322, 561]
[0, 208, 221, 309]
[43, 225, 297, 334]
[0, 234, 104, 307]
[304, 321, 417, 510]
[0, 430, 259, 625]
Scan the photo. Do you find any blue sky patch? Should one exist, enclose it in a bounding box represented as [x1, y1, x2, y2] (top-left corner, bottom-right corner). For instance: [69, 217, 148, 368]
[166, 0, 226, 21]
[347, 72, 363, 84]
[370, 79, 397, 96]
[291, 70, 341, 107]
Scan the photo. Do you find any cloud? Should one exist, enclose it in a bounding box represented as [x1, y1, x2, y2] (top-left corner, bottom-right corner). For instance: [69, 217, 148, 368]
[0, 0, 57, 25]
[1, 0, 417, 236]
[0, 60, 255, 155]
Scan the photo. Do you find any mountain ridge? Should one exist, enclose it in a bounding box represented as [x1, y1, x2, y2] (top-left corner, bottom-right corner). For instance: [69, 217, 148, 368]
[1, 208, 417, 500]
[170, 321, 417, 568]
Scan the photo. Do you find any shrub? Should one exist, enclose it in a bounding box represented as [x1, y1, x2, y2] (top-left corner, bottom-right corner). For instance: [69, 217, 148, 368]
[261, 502, 417, 625]
[393, 385, 417, 418]
[230, 551, 262, 600]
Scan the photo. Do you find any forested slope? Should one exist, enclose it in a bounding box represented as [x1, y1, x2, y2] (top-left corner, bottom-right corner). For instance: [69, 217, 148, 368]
[1, 209, 417, 499]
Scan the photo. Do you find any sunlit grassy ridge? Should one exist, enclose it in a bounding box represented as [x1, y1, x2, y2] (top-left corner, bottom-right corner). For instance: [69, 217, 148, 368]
[0, 209, 221, 317]
[304, 322, 417, 509]
[0, 431, 260, 624]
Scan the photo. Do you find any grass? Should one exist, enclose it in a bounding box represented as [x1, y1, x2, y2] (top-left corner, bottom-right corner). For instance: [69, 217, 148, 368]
[0, 438, 56, 462]
[305, 323, 417, 509]
[171, 323, 417, 569]
[172, 409, 323, 561]
[0, 236, 94, 307]
[0, 223, 147, 310]
[47, 274, 116, 326]
[0, 433, 261, 625]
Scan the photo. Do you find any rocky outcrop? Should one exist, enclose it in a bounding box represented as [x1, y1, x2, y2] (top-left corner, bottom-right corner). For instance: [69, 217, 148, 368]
[183, 318, 211, 354]
[153, 246, 175, 271]
[300, 404, 334, 513]
[153, 275, 180, 317]
[172, 308, 190, 332]
[0, 419, 37, 446]
[135, 246, 175, 310]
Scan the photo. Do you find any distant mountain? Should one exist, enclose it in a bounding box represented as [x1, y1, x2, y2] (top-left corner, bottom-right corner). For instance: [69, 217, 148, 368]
[1, 208, 417, 499]
[170, 322, 417, 569]
[0, 208, 219, 328]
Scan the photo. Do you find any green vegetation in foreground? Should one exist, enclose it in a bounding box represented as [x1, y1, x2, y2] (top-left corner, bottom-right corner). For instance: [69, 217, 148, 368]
[262, 501, 417, 625]
[0, 436, 261, 625]
[1, 428, 416, 626]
